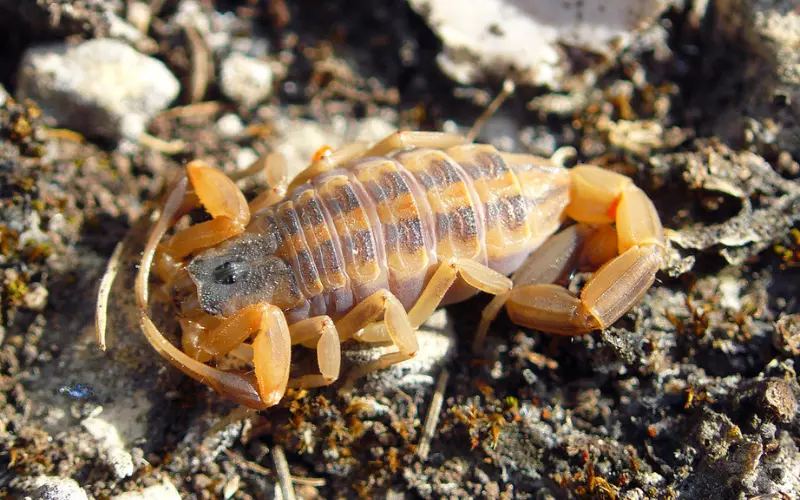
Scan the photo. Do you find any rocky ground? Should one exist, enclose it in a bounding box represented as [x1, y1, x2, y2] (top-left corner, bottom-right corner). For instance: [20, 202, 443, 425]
[1, 0, 799, 499]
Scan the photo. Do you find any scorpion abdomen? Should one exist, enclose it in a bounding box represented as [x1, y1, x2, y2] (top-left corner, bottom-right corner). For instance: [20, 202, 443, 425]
[239, 145, 570, 325]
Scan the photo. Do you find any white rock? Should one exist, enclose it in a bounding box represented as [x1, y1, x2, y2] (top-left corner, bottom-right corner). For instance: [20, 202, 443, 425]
[0, 84, 8, 107]
[216, 113, 245, 138]
[236, 148, 260, 171]
[16, 39, 179, 141]
[268, 116, 400, 182]
[407, 0, 670, 89]
[270, 119, 344, 180]
[111, 480, 181, 500]
[14, 476, 89, 500]
[82, 416, 135, 479]
[219, 53, 274, 107]
[350, 117, 397, 144]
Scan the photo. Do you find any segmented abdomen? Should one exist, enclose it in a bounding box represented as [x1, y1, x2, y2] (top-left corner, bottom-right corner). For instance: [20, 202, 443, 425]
[271, 144, 571, 324]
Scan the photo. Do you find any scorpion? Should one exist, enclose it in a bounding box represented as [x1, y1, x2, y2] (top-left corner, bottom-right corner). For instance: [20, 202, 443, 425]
[96, 130, 665, 410]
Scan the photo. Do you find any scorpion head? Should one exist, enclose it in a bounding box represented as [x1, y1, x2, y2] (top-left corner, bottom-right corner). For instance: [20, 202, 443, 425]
[182, 223, 296, 317]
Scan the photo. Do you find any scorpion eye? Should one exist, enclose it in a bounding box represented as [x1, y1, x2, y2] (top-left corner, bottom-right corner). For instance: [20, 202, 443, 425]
[212, 260, 248, 285]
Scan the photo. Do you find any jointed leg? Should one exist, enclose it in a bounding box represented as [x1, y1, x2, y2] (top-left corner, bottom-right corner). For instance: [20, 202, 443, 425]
[360, 258, 512, 343]
[286, 316, 341, 389]
[228, 151, 289, 213]
[179, 302, 293, 407]
[136, 176, 279, 409]
[333, 290, 417, 388]
[364, 131, 467, 157]
[338, 257, 510, 387]
[287, 142, 371, 192]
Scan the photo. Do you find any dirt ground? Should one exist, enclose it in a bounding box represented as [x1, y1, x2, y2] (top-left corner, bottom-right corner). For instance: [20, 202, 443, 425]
[1, 1, 800, 499]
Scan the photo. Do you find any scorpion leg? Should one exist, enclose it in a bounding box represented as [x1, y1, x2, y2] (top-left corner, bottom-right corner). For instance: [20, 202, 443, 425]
[332, 290, 418, 389]
[286, 316, 341, 389]
[162, 160, 251, 261]
[229, 151, 290, 213]
[485, 165, 664, 346]
[204, 316, 342, 390]
[287, 142, 371, 192]
[361, 258, 512, 343]
[364, 130, 467, 157]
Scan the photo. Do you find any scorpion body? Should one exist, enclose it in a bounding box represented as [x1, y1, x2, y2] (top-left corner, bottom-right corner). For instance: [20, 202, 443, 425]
[184, 144, 569, 326]
[97, 131, 666, 410]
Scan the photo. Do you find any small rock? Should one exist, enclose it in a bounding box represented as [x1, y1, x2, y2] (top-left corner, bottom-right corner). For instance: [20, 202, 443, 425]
[23, 282, 49, 311]
[760, 378, 798, 424]
[0, 84, 8, 107]
[236, 148, 260, 171]
[14, 476, 89, 500]
[127, 2, 153, 33]
[774, 314, 800, 356]
[219, 53, 274, 108]
[407, 0, 670, 89]
[111, 479, 181, 500]
[350, 117, 397, 144]
[216, 113, 245, 138]
[82, 416, 135, 479]
[102, 12, 157, 53]
[16, 39, 179, 141]
[341, 309, 455, 391]
[270, 119, 344, 180]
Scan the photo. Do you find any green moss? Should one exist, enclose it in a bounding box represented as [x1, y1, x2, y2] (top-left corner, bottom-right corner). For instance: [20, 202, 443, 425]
[5, 279, 29, 308]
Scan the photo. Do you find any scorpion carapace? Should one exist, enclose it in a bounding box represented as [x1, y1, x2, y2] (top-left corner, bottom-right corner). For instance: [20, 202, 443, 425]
[103, 131, 665, 410]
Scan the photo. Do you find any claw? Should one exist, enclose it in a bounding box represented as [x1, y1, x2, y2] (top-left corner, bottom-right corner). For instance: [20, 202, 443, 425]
[163, 161, 251, 260]
[186, 161, 249, 227]
[493, 165, 665, 337]
[135, 173, 268, 410]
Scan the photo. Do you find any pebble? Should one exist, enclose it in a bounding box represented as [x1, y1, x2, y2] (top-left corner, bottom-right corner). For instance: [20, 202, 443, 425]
[0, 84, 8, 107]
[407, 0, 669, 89]
[351, 117, 397, 144]
[235, 148, 260, 171]
[111, 480, 181, 500]
[216, 113, 245, 138]
[14, 476, 89, 500]
[219, 52, 274, 108]
[759, 378, 798, 424]
[82, 416, 136, 479]
[16, 39, 179, 142]
[270, 119, 344, 180]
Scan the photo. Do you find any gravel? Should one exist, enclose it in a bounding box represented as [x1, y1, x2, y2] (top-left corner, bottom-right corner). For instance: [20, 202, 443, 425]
[407, 0, 671, 89]
[15, 39, 179, 142]
[219, 52, 275, 108]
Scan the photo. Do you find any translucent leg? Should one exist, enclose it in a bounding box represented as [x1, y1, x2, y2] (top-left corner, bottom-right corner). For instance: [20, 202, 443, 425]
[286, 316, 341, 389]
[363, 131, 467, 157]
[232, 151, 290, 213]
[362, 258, 512, 345]
[333, 290, 417, 388]
[287, 142, 370, 192]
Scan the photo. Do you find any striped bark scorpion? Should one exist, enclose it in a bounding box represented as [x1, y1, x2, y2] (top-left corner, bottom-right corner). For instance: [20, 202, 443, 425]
[97, 131, 665, 410]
